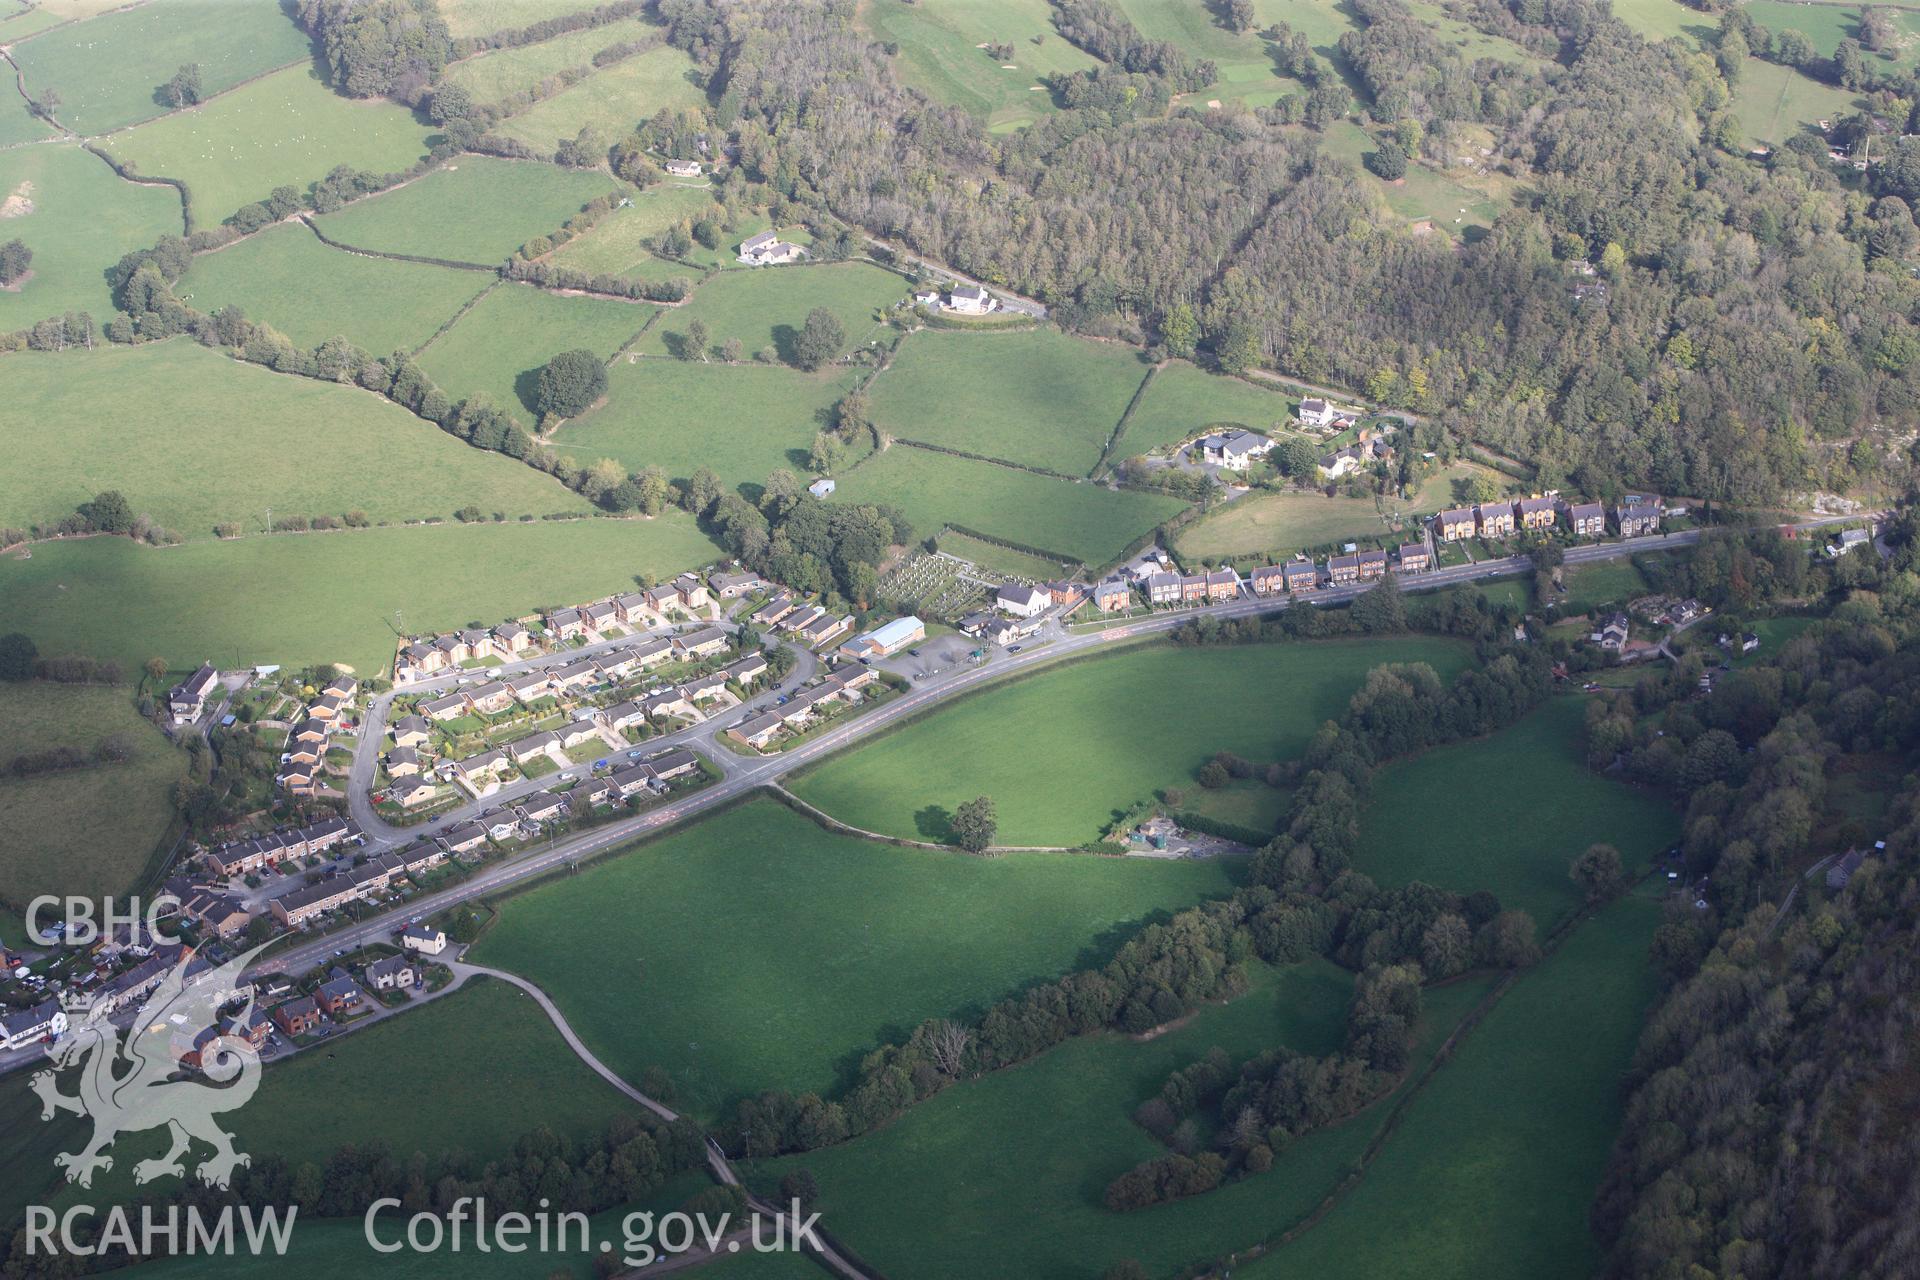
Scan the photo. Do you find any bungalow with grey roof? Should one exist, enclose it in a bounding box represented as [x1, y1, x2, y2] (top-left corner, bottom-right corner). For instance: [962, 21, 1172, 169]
[391, 714, 431, 747]
[420, 693, 468, 722]
[385, 745, 423, 777]
[673, 627, 729, 658]
[519, 790, 566, 823]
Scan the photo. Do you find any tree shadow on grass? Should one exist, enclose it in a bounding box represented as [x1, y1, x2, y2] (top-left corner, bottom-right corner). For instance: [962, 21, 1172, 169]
[914, 805, 955, 844]
[771, 323, 800, 367]
[512, 366, 544, 418]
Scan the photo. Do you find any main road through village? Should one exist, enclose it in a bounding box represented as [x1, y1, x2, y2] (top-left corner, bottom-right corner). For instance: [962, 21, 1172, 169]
[3, 520, 1856, 1280]
[266, 520, 1846, 980]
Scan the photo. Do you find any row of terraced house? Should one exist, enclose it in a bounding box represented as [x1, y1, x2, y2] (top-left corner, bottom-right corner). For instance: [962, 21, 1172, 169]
[1433, 493, 1664, 543]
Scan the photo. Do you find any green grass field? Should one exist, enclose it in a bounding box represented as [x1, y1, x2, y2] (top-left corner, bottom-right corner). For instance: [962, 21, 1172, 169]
[471, 797, 1241, 1119]
[0, 681, 183, 915]
[1731, 55, 1862, 145]
[545, 180, 719, 272]
[1114, 361, 1300, 457]
[750, 968, 1493, 1280]
[102, 66, 434, 226]
[1115, 0, 1318, 109]
[793, 636, 1472, 846]
[9, 0, 310, 134]
[557, 358, 855, 489]
[869, 328, 1152, 475]
[1355, 696, 1679, 928]
[494, 44, 705, 151]
[440, 0, 609, 38]
[417, 282, 654, 420]
[0, 341, 590, 539]
[439, 16, 660, 102]
[826, 444, 1187, 566]
[313, 156, 619, 267]
[48, 977, 639, 1218]
[182, 222, 492, 353]
[0, 92, 58, 147]
[634, 260, 906, 359]
[1241, 895, 1661, 1280]
[0, 143, 182, 329]
[1744, 2, 1920, 69]
[859, 0, 1099, 131]
[1320, 120, 1510, 236]
[1609, 0, 1711, 41]
[0, 514, 721, 675]
[1175, 480, 1450, 562]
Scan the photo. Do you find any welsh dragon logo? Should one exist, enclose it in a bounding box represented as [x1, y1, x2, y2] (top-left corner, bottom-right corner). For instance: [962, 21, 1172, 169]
[31, 944, 266, 1189]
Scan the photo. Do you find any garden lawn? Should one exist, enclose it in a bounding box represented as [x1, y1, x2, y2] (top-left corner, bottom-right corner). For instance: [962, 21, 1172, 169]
[1730, 56, 1862, 146]
[859, 0, 1098, 131]
[9, 0, 309, 134]
[0, 342, 590, 540]
[439, 16, 659, 101]
[546, 181, 721, 276]
[101, 66, 433, 227]
[634, 260, 906, 359]
[0, 681, 183, 915]
[313, 155, 619, 266]
[494, 44, 704, 150]
[0, 143, 181, 329]
[470, 798, 1241, 1119]
[792, 635, 1473, 846]
[0, 514, 721, 675]
[750, 968, 1493, 1280]
[1115, 361, 1300, 458]
[869, 328, 1152, 475]
[1559, 556, 1647, 614]
[827, 445, 1187, 567]
[182, 222, 492, 353]
[557, 359, 855, 489]
[1356, 696, 1678, 929]
[1730, 614, 1817, 667]
[440, 0, 609, 38]
[417, 282, 655, 421]
[1240, 895, 1662, 1280]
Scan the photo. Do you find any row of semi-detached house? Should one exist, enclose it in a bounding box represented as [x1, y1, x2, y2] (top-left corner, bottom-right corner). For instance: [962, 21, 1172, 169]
[268, 843, 448, 928]
[411, 628, 736, 726]
[1434, 493, 1663, 543]
[546, 572, 720, 643]
[727, 665, 880, 749]
[275, 673, 358, 799]
[202, 816, 360, 878]
[399, 621, 533, 680]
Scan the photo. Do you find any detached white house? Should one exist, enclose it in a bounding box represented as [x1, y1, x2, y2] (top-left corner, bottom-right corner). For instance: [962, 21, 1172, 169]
[945, 284, 996, 315]
[1198, 430, 1273, 472]
[664, 159, 703, 177]
[1298, 398, 1341, 429]
[739, 230, 805, 266]
[996, 584, 1049, 618]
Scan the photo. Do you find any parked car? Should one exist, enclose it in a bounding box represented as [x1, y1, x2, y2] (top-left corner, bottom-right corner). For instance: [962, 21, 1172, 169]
[1008, 645, 1023, 653]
